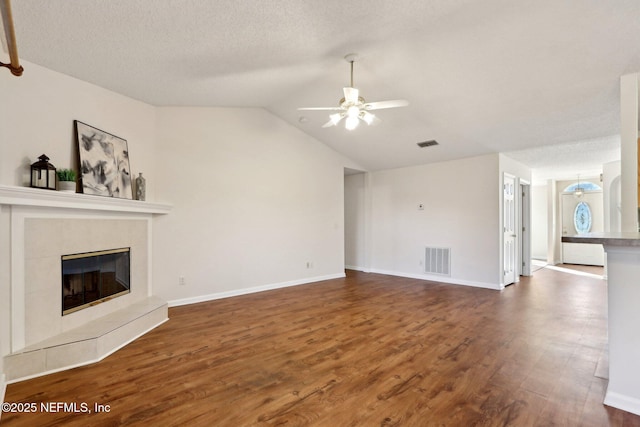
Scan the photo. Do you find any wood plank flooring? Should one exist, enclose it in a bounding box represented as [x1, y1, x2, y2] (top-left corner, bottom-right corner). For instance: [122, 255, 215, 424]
[3, 267, 640, 426]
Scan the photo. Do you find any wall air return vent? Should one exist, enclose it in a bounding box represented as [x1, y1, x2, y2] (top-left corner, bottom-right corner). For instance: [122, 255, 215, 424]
[424, 247, 451, 276]
[417, 140, 439, 148]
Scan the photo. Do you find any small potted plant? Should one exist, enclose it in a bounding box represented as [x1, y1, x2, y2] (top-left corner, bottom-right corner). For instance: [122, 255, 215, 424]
[56, 168, 77, 192]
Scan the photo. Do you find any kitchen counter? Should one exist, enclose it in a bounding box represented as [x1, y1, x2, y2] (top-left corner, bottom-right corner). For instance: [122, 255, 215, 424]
[562, 232, 640, 246]
[562, 232, 640, 415]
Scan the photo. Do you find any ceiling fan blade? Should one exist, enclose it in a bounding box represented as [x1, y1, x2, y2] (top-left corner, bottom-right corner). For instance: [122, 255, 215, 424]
[298, 107, 343, 111]
[343, 87, 359, 104]
[364, 99, 409, 110]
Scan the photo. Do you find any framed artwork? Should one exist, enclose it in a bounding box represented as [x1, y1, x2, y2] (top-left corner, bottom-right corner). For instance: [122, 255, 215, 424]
[75, 120, 132, 199]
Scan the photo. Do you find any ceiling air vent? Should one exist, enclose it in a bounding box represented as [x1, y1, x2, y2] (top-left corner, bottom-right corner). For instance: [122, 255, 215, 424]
[417, 140, 439, 148]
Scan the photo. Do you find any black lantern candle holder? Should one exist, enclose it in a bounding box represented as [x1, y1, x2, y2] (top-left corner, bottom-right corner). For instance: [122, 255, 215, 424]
[30, 154, 57, 190]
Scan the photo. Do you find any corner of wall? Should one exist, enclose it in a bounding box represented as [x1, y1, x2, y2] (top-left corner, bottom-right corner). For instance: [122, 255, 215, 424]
[167, 272, 346, 307]
[0, 207, 9, 412]
[0, 371, 6, 411]
[604, 390, 640, 417]
[620, 73, 639, 232]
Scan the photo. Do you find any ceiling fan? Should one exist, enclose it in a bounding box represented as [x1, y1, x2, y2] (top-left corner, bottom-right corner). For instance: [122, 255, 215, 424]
[298, 54, 409, 130]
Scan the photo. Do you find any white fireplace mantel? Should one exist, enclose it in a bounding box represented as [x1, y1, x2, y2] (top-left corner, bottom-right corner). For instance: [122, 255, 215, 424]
[0, 184, 172, 214]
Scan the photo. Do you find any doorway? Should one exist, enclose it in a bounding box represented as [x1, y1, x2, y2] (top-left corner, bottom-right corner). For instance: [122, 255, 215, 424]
[503, 174, 532, 284]
[503, 173, 517, 285]
[561, 190, 604, 266]
[344, 169, 367, 271]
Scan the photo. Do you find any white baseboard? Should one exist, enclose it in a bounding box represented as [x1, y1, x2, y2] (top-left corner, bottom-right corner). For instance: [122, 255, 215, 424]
[168, 273, 346, 307]
[604, 390, 640, 416]
[345, 265, 369, 272]
[369, 269, 503, 290]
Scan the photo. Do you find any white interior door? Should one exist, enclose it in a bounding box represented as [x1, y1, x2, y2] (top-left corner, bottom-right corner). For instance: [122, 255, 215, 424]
[503, 174, 516, 285]
[520, 183, 531, 276]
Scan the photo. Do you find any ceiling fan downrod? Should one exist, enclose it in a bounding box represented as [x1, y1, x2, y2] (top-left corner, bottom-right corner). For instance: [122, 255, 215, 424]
[350, 59, 354, 88]
[345, 53, 358, 88]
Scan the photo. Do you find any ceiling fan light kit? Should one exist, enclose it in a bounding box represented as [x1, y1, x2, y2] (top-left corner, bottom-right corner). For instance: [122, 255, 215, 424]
[298, 53, 408, 131]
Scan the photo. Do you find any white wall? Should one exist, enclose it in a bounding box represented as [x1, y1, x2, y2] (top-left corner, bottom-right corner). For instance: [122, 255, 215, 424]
[152, 107, 355, 304]
[603, 160, 622, 232]
[546, 179, 561, 265]
[0, 60, 156, 193]
[620, 73, 638, 232]
[369, 154, 503, 288]
[531, 184, 548, 260]
[499, 154, 532, 184]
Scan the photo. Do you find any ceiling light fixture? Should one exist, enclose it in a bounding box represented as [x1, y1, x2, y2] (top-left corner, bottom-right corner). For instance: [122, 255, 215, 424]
[574, 174, 584, 198]
[298, 54, 408, 130]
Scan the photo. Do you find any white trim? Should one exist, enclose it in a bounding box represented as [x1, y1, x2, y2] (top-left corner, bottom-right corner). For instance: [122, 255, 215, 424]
[369, 269, 503, 290]
[168, 273, 346, 307]
[345, 265, 369, 272]
[520, 181, 532, 276]
[0, 184, 172, 214]
[147, 218, 154, 297]
[604, 390, 640, 416]
[0, 373, 6, 416]
[10, 209, 26, 351]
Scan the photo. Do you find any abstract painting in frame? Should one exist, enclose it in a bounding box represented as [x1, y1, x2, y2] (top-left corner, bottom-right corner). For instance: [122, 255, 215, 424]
[75, 120, 133, 199]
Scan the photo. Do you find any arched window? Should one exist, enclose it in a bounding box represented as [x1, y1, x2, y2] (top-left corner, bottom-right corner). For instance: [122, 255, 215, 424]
[564, 181, 601, 193]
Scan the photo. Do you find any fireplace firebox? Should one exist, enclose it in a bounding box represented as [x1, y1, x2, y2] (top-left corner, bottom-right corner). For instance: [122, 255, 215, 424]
[61, 248, 131, 315]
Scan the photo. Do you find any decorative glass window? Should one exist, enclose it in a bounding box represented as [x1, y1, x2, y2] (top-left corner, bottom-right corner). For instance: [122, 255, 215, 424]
[564, 182, 601, 193]
[574, 202, 592, 234]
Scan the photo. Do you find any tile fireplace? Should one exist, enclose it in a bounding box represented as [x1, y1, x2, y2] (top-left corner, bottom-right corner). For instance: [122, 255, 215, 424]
[0, 185, 171, 381]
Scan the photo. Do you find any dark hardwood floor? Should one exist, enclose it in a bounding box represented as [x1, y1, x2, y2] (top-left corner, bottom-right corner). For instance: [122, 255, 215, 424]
[3, 267, 640, 426]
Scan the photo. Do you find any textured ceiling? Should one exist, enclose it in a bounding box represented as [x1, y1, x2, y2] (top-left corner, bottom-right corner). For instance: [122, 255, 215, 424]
[505, 135, 621, 184]
[7, 0, 640, 174]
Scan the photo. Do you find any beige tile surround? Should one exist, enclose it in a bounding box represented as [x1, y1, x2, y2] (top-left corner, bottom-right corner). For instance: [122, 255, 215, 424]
[24, 218, 149, 346]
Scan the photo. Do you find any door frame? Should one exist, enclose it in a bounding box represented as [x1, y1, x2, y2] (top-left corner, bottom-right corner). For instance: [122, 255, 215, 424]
[503, 173, 517, 286]
[519, 180, 531, 276]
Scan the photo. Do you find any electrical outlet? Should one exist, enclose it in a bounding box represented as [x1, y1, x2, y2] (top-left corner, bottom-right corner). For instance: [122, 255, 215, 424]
[179, 276, 186, 286]
[306, 261, 313, 269]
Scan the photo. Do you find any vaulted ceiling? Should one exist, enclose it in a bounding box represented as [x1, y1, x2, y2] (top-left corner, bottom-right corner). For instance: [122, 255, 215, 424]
[8, 0, 638, 175]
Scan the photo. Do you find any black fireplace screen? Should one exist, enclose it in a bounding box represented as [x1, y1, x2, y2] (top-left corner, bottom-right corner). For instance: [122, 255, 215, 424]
[62, 248, 131, 315]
